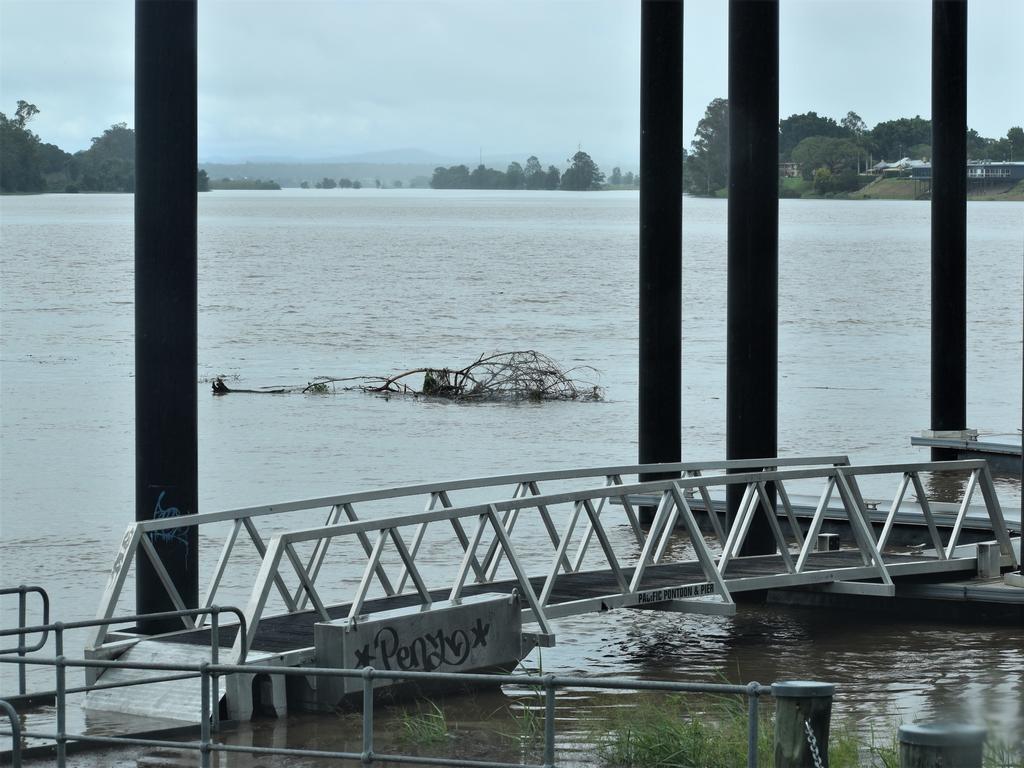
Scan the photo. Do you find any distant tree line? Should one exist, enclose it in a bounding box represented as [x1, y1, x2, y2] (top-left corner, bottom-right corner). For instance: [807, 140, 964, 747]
[1, 101, 219, 194]
[684, 96, 1024, 197]
[209, 177, 281, 190]
[430, 151, 623, 191]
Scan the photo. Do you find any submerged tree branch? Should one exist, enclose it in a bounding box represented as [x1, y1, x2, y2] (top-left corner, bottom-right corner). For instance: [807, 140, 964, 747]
[211, 351, 604, 402]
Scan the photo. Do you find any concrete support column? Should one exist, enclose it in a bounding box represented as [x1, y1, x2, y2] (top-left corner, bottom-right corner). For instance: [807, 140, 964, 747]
[135, 0, 199, 632]
[930, 0, 968, 460]
[727, 0, 779, 554]
[638, 0, 684, 522]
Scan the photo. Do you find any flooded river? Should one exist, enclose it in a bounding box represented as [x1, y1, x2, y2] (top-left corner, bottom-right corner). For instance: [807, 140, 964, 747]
[1, 190, 1021, 762]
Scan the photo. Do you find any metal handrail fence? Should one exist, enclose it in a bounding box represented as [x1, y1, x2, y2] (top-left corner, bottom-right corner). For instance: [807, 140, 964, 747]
[0, 698, 20, 768]
[1, 652, 776, 768]
[0, 586, 49, 697]
[227, 459, 1016, 659]
[88, 455, 850, 651]
[0, 605, 248, 744]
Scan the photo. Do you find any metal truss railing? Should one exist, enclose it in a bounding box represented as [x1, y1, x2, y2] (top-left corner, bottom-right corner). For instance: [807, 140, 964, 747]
[87, 455, 849, 651]
[226, 459, 1014, 660]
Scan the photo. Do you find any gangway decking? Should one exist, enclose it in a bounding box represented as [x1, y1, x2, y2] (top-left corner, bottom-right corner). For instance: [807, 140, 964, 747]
[81, 456, 1019, 720]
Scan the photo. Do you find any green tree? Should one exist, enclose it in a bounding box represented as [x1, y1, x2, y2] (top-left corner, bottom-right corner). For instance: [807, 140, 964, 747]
[868, 116, 930, 161]
[544, 165, 560, 190]
[69, 123, 135, 192]
[338, 177, 353, 188]
[684, 97, 728, 195]
[524, 155, 545, 190]
[468, 163, 506, 189]
[907, 143, 931, 160]
[352, 180, 362, 189]
[840, 111, 867, 137]
[560, 150, 604, 190]
[623, 170, 635, 186]
[0, 101, 46, 192]
[779, 111, 848, 160]
[321, 177, 337, 189]
[791, 136, 860, 180]
[812, 166, 833, 194]
[965, 129, 990, 160]
[14, 100, 40, 128]
[1007, 127, 1023, 160]
[197, 168, 209, 191]
[609, 166, 622, 185]
[430, 164, 470, 189]
[505, 161, 525, 190]
[300, 180, 310, 189]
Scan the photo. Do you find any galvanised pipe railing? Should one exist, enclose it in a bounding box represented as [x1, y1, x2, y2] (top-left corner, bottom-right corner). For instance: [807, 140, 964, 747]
[0, 605, 247, 735]
[0, 585, 50, 696]
[0, 698, 21, 768]
[1, 653, 777, 768]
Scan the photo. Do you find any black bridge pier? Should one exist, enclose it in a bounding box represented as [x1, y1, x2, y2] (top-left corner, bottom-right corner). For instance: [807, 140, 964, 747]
[638, 0, 684, 523]
[135, 0, 199, 632]
[726, 0, 779, 555]
[930, 0, 969, 460]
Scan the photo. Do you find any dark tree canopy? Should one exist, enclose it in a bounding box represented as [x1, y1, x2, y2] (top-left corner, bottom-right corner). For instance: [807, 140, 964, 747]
[430, 164, 471, 189]
[791, 136, 860, 180]
[68, 122, 136, 192]
[779, 111, 849, 160]
[684, 97, 729, 195]
[524, 155, 545, 190]
[869, 116, 931, 161]
[559, 150, 604, 191]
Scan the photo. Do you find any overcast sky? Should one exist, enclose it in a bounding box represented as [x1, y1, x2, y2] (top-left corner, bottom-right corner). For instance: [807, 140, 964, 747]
[1, 0, 1021, 168]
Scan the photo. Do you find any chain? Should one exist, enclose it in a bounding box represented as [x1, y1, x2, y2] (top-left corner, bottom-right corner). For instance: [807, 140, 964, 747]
[804, 717, 825, 768]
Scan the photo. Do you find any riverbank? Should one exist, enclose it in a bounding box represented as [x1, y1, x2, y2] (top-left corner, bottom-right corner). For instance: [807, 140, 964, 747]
[776, 176, 1024, 202]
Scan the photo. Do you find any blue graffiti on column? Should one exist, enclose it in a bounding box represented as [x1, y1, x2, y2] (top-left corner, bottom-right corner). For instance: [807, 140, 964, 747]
[150, 490, 190, 562]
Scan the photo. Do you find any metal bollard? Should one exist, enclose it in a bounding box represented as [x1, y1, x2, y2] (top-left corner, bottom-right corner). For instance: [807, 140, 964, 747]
[772, 680, 834, 767]
[898, 723, 986, 767]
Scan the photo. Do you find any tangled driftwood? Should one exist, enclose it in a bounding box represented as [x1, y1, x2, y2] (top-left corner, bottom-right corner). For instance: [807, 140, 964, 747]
[212, 351, 603, 402]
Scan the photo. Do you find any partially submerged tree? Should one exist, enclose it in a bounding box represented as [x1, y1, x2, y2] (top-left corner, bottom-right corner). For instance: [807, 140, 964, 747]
[212, 351, 604, 402]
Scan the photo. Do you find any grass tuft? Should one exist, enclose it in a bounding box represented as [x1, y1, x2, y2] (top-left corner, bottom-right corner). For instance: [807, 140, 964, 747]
[397, 701, 450, 745]
[595, 693, 773, 768]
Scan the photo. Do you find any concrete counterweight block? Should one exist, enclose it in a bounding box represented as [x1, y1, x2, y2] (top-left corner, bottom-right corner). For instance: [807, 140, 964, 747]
[898, 723, 986, 768]
[772, 680, 835, 767]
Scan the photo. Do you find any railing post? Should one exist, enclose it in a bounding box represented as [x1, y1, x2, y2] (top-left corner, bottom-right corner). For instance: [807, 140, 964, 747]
[210, 607, 220, 731]
[543, 674, 557, 768]
[772, 680, 834, 768]
[361, 667, 374, 765]
[17, 586, 27, 696]
[55, 623, 66, 768]
[746, 681, 761, 768]
[199, 661, 211, 768]
[898, 723, 985, 767]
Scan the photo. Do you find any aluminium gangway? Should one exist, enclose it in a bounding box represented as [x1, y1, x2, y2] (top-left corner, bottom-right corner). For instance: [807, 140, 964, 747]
[83, 456, 1019, 720]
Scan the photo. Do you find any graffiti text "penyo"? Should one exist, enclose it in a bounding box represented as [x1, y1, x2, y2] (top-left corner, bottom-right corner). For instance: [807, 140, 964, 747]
[355, 618, 490, 672]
